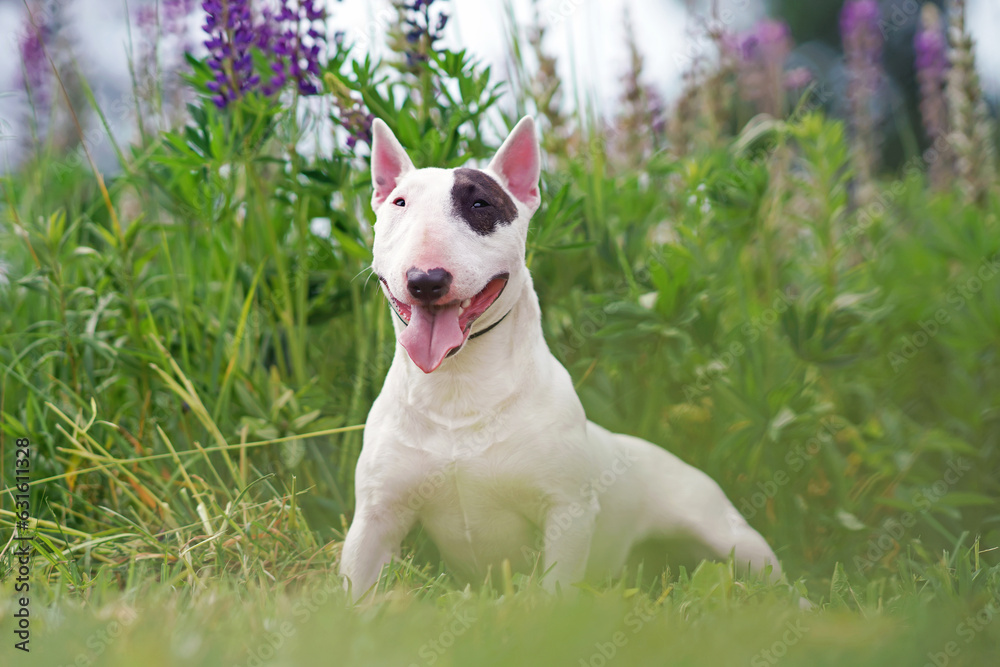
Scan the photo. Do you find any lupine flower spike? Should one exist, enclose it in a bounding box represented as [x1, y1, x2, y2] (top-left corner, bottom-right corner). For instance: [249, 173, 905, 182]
[840, 0, 884, 204]
[721, 18, 811, 122]
[135, 0, 197, 123]
[325, 73, 374, 150]
[945, 0, 996, 205]
[615, 7, 663, 162]
[199, 0, 331, 108]
[262, 0, 328, 96]
[525, 6, 569, 156]
[202, 0, 259, 108]
[726, 19, 793, 118]
[914, 3, 950, 188]
[391, 0, 450, 73]
[17, 2, 54, 110]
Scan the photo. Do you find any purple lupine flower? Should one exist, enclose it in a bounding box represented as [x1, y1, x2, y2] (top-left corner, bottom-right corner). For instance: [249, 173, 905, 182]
[163, 0, 198, 52]
[133, 5, 159, 101]
[724, 18, 799, 116]
[399, 0, 449, 68]
[135, 5, 157, 31]
[915, 21, 946, 76]
[648, 88, 667, 136]
[339, 103, 374, 149]
[134, 0, 197, 102]
[915, 3, 948, 143]
[256, 6, 276, 49]
[202, 0, 259, 108]
[840, 0, 883, 67]
[840, 0, 884, 196]
[736, 19, 790, 63]
[136, 0, 198, 41]
[164, 0, 198, 24]
[17, 2, 54, 108]
[261, 0, 328, 97]
[326, 73, 374, 150]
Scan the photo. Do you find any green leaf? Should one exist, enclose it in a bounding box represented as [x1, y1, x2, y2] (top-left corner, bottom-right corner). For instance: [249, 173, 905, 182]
[829, 562, 852, 609]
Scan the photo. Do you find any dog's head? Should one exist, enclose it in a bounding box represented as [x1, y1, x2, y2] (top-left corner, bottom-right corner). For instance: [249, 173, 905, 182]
[370, 117, 541, 373]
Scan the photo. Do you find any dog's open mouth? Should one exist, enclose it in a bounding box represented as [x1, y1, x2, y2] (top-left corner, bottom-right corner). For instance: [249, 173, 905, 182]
[380, 273, 509, 373]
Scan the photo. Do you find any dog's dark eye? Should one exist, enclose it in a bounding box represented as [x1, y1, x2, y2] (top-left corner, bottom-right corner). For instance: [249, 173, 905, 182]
[472, 199, 491, 208]
[393, 197, 405, 207]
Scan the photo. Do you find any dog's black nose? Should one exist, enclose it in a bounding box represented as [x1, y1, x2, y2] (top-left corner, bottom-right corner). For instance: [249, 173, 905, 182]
[406, 267, 452, 304]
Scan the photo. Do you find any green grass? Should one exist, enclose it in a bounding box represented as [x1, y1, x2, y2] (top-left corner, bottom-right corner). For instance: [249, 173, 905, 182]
[2, 554, 1000, 666]
[2, 2, 1000, 665]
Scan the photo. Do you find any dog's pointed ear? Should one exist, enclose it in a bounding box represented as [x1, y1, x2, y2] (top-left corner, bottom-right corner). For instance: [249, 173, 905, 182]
[371, 119, 415, 209]
[487, 116, 541, 214]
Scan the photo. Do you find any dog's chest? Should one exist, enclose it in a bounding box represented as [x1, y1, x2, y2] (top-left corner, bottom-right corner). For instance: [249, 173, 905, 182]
[412, 445, 543, 521]
[408, 446, 546, 577]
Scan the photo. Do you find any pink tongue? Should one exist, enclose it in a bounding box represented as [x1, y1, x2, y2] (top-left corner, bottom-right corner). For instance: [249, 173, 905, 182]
[399, 303, 466, 373]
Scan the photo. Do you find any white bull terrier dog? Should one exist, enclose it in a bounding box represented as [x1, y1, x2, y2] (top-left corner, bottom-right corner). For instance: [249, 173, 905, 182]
[339, 117, 788, 600]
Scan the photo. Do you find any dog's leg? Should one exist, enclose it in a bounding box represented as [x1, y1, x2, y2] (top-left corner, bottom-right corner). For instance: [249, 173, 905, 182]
[340, 501, 416, 602]
[657, 470, 784, 582]
[610, 432, 785, 582]
[694, 504, 785, 581]
[541, 498, 598, 594]
[677, 494, 818, 608]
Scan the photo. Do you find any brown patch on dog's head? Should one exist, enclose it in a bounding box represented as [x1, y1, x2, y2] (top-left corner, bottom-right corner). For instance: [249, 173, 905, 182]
[450, 168, 518, 235]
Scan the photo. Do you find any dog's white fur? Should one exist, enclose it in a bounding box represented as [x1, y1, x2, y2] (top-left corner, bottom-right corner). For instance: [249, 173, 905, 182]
[340, 117, 785, 600]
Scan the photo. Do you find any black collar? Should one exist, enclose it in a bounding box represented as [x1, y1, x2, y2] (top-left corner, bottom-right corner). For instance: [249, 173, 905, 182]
[468, 308, 512, 340]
